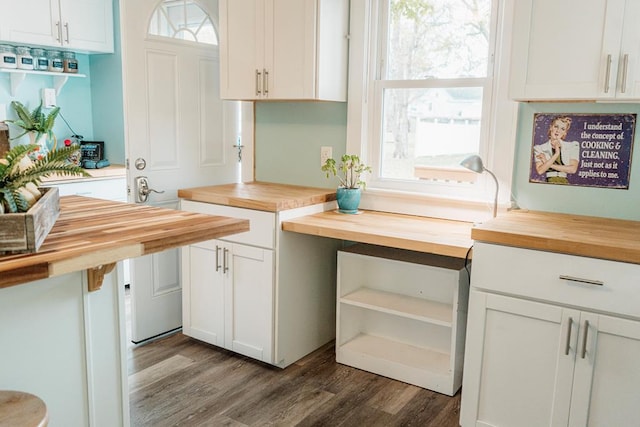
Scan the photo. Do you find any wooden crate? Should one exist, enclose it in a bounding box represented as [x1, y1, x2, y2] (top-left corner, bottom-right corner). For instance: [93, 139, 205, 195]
[0, 187, 60, 253]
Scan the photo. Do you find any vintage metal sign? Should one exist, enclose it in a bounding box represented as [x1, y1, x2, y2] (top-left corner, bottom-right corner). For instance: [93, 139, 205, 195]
[529, 113, 636, 189]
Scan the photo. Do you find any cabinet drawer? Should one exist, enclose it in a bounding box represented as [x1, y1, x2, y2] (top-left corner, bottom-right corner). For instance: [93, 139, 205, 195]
[47, 178, 127, 202]
[472, 243, 640, 319]
[180, 200, 275, 249]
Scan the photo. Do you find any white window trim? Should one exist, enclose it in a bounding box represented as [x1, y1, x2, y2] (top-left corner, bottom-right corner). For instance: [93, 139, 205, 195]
[346, 0, 519, 222]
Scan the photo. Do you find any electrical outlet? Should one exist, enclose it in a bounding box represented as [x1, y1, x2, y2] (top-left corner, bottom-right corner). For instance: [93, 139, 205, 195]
[320, 146, 332, 166]
[41, 88, 57, 108]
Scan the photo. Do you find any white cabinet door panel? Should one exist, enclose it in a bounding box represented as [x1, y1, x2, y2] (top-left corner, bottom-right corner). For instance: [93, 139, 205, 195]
[461, 291, 578, 427]
[569, 313, 640, 427]
[225, 244, 274, 362]
[182, 244, 225, 347]
[509, 0, 626, 100]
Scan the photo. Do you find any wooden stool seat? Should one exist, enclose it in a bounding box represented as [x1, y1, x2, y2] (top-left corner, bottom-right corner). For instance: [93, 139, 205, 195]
[0, 391, 48, 427]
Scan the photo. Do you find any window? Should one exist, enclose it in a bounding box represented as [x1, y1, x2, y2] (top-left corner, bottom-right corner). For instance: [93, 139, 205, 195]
[149, 0, 218, 45]
[348, 0, 516, 219]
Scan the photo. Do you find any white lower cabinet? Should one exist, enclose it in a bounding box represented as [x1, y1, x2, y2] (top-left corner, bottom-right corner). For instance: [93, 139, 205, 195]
[183, 239, 273, 362]
[460, 242, 640, 427]
[336, 244, 469, 396]
[181, 199, 340, 368]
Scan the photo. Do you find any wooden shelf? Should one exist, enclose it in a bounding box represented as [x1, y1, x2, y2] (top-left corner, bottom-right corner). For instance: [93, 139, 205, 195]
[340, 288, 453, 327]
[338, 334, 451, 380]
[0, 68, 86, 96]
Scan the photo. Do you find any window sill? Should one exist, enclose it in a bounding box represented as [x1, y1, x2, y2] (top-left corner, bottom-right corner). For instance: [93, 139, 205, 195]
[358, 187, 504, 223]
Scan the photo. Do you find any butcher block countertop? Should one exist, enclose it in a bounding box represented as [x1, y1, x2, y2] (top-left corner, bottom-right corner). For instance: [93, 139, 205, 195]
[0, 196, 249, 288]
[282, 209, 474, 259]
[177, 182, 336, 212]
[471, 210, 640, 264]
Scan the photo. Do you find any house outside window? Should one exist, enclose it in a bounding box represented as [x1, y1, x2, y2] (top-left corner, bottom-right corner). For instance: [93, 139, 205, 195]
[347, 0, 517, 221]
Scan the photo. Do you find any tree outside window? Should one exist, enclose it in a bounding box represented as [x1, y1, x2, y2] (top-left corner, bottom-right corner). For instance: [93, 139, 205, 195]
[375, 0, 492, 183]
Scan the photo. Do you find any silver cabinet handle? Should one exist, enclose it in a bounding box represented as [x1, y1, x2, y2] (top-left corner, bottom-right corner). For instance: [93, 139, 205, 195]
[263, 69, 269, 96]
[580, 320, 590, 359]
[604, 54, 612, 93]
[215, 245, 221, 272]
[256, 69, 262, 96]
[559, 275, 604, 286]
[223, 247, 229, 273]
[621, 53, 629, 94]
[56, 21, 62, 42]
[64, 22, 70, 43]
[565, 317, 573, 356]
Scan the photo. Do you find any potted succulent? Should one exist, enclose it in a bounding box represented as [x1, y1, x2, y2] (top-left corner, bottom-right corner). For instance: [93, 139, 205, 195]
[321, 154, 371, 214]
[5, 101, 60, 160]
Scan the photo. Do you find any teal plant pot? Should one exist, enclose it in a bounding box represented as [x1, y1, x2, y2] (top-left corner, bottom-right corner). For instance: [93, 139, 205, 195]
[336, 187, 361, 214]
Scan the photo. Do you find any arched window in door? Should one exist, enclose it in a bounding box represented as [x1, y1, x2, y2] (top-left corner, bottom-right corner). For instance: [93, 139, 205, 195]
[148, 0, 218, 45]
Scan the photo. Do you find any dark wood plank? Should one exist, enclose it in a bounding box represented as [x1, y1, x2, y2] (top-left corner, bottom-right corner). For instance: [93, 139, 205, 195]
[128, 336, 462, 427]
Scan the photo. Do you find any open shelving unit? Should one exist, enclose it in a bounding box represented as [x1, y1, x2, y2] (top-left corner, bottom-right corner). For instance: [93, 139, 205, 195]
[0, 68, 86, 95]
[336, 244, 470, 396]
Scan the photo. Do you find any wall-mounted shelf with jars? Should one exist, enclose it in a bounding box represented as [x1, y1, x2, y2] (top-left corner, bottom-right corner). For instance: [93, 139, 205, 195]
[0, 68, 86, 96]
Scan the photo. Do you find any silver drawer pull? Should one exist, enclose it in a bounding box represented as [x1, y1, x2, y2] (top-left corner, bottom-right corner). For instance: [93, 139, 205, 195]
[559, 275, 604, 287]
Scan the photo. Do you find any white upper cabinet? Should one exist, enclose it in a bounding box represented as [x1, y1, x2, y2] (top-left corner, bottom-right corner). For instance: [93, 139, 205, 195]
[509, 0, 640, 101]
[219, 0, 348, 101]
[0, 0, 114, 53]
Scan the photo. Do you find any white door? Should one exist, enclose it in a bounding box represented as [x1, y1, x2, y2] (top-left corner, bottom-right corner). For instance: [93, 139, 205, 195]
[121, 0, 253, 343]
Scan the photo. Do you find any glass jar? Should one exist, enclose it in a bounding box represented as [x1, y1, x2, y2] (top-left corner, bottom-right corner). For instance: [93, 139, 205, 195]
[0, 45, 17, 69]
[15, 46, 33, 70]
[62, 51, 78, 74]
[46, 50, 63, 73]
[31, 48, 48, 71]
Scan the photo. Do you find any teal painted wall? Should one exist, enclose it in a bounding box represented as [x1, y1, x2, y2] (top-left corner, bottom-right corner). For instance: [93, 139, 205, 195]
[512, 102, 640, 221]
[89, 0, 125, 164]
[254, 101, 640, 220]
[254, 102, 348, 188]
[0, 53, 95, 149]
[0, 0, 126, 164]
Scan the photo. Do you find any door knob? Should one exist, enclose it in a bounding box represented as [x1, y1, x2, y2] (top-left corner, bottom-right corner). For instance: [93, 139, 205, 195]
[135, 176, 164, 203]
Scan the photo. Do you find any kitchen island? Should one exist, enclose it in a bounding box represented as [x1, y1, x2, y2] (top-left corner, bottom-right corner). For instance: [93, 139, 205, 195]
[0, 196, 248, 427]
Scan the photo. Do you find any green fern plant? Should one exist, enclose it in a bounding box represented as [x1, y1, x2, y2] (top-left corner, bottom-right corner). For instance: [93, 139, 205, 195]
[0, 144, 89, 213]
[5, 101, 60, 142]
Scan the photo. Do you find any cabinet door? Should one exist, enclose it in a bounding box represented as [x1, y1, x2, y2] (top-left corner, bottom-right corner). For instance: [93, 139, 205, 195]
[615, 0, 640, 99]
[59, 0, 114, 53]
[265, 0, 317, 99]
[219, 0, 264, 99]
[568, 313, 640, 427]
[461, 291, 579, 427]
[0, 0, 60, 47]
[225, 243, 274, 363]
[182, 241, 225, 347]
[509, 0, 625, 100]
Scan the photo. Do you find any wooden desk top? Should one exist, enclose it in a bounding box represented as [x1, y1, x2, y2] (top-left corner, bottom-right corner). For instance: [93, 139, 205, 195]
[282, 209, 474, 259]
[0, 196, 249, 288]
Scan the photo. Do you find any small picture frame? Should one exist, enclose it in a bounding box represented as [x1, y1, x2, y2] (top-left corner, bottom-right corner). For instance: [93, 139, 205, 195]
[80, 141, 105, 161]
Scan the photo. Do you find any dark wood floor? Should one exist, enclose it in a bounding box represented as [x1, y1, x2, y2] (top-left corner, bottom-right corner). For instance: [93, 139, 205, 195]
[127, 333, 461, 426]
